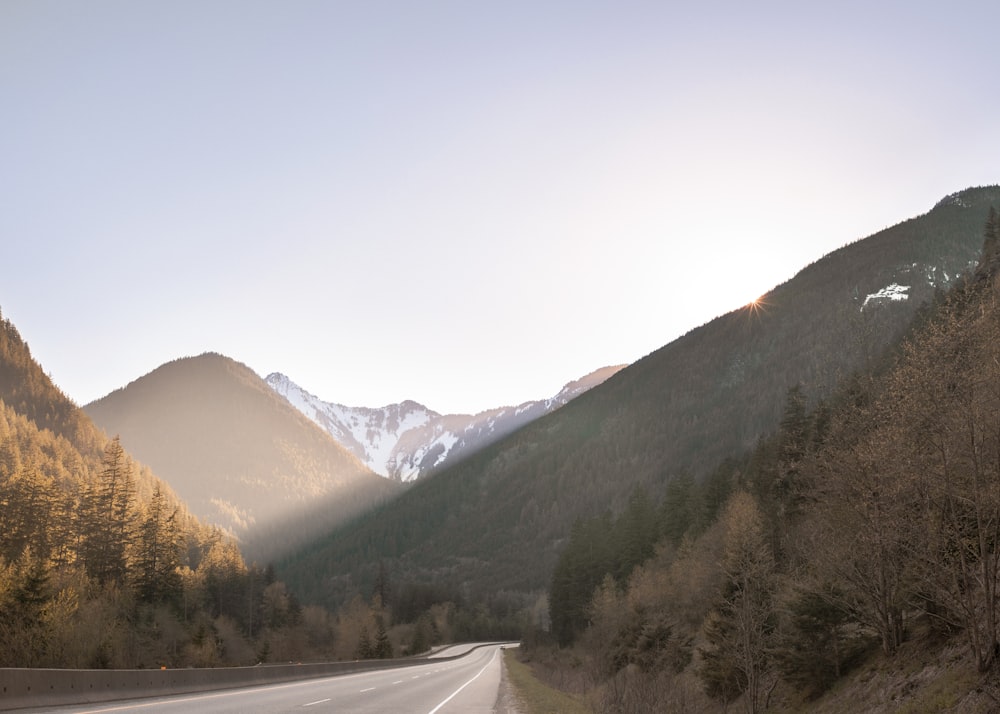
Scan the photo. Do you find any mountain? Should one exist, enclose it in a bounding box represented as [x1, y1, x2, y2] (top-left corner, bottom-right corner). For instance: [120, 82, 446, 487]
[276, 185, 1000, 610]
[265, 365, 626, 481]
[84, 353, 397, 537]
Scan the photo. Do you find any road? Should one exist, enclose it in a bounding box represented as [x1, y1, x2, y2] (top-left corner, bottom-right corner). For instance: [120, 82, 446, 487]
[24, 644, 514, 714]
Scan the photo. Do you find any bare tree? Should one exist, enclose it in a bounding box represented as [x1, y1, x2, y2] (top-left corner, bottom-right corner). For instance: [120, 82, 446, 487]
[699, 491, 778, 714]
[888, 284, 1000, 671]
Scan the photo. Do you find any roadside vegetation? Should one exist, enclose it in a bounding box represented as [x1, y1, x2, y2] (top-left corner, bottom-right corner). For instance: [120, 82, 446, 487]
[504, 647, 590, 714]
[534, 213, 1000, 712]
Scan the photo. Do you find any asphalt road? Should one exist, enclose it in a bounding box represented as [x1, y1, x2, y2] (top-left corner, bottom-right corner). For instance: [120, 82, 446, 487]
[25, 644, 512, 714]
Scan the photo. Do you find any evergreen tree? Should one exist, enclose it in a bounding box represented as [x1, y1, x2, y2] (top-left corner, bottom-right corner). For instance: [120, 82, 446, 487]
[355, 625, 374, 659]
[410, 614, 430, 655]
[372, 560, 391, 610]
[613, 487, 657, 584]
[78, 436, 136, 587]
[135, 483, 182, 604]
[0, 462, 58, 564]
[0, 549, 53, 667]
[374, 615, 393, 659]
[549, 513, 613, 646]
[199, 538, 247, 622]
[661, 472, 695, 546]
[775, 584, 867, 698]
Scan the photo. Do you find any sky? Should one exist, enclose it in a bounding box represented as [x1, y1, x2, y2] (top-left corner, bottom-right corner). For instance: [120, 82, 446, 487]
[2, 1, 998, 415]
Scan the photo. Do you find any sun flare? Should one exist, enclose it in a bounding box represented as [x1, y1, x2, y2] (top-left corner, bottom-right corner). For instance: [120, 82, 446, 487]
[745, 295, 769, 320]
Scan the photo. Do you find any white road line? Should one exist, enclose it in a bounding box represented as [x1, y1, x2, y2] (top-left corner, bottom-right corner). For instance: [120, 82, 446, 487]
[72, 662, 434, 713]
[360, 687, 376, 693]
[74, 676, 352, 713]
[426, 648, 498, 714]
[303, 698, 330, 706]
[393, 680, 404, 684]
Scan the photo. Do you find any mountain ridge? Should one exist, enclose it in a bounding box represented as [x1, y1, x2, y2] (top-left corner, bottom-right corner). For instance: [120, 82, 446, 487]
[265, 364, 626, 481]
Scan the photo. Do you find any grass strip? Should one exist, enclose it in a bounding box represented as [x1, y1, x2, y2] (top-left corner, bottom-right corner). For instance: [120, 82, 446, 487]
[503, 649, 591, 714]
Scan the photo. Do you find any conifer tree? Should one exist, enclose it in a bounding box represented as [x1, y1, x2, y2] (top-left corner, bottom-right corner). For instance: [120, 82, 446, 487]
[199, 538, 247, 621]
[78, 436, 136, 587]
[355, 625, 374, 659]
[613, 487, 657, 583]
[0, 462, 58, 564]
[661, 472, 695, 546]
[135, 483, 182, 604]
[372, 561, 391, 611]
[549, 513, 613, 646]
[0, 549, 53, 667]
[374, 615, 393, 659]
[410, 614, 430, 655]
[774, 582, 868, 698]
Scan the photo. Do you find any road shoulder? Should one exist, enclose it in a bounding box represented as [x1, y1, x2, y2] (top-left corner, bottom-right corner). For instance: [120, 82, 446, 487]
[494, 648, 525, 714]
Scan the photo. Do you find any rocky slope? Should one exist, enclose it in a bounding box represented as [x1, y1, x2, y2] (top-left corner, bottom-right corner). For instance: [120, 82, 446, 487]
[266, 365, 625, 481]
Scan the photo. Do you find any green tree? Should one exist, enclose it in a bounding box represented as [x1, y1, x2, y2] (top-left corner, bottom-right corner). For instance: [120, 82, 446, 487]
[134, 483, 182, 604]
[549, 513, 613, 646]
[199, 538, 247, 622]
[409, 614, 430, 655]
[374, 615, 393, 659]
[355, 625, 374, 659]
[775, 583, 869, 698]
[773, 384, 811, 514]
[613, 487, 657, 583]
[78, 436, 137, 587]
[0, 549, 53, 667]
[661, 472, 695, 546]
[372, 561, 391, 610]
[0, 461, 58, 564]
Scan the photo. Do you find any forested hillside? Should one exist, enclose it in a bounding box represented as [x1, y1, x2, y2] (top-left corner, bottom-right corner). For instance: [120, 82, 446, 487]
[277, 186, 1000, 611]
[531, 208, 1000, 712]
[0, 317, 402, 668]
[0, 314, 218, 666]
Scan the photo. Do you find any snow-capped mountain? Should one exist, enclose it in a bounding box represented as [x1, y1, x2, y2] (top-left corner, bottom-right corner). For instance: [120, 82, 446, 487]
[265, 365, 626, 482]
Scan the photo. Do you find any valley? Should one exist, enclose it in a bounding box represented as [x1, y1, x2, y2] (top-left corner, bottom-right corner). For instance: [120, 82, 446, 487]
[2, 186, 1000, 713]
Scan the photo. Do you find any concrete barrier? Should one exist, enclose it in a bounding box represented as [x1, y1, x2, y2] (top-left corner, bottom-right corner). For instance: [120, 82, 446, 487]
[0, 657, 428, 711]
[0, 643, 513, 711]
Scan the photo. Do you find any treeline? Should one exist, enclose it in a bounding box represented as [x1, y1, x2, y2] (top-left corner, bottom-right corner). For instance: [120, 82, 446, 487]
[0, 378, 461, 668]
[539, 212, 1000, 712]
[0, 310, 528, 669]
[0, 314, 327, 668]
[0, 410, 280, 668]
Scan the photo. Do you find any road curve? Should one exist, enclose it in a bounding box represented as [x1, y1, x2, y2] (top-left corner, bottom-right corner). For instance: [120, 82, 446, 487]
[25, 644, 512, 714]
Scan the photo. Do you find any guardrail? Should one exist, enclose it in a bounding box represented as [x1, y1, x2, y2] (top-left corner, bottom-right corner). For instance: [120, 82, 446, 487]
[0, 642, 514, 711]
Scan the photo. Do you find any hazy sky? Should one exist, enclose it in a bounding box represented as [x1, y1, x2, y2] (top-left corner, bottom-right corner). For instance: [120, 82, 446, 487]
[3, 1, 998, 415]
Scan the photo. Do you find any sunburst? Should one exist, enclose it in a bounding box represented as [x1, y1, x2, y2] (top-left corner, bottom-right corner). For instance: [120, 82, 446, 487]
[744, 294, 770, 323]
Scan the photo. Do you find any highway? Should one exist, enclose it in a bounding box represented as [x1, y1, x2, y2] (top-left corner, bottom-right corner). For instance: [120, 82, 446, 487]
[23, 644, 514, 714]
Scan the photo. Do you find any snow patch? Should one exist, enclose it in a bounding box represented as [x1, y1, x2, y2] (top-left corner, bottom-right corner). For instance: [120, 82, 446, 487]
[863, 283, 910, 308]
[432, 433, 459, 467]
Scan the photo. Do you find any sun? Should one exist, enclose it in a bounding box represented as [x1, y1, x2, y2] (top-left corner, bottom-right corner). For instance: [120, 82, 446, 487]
[744, 294, 770, 321]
